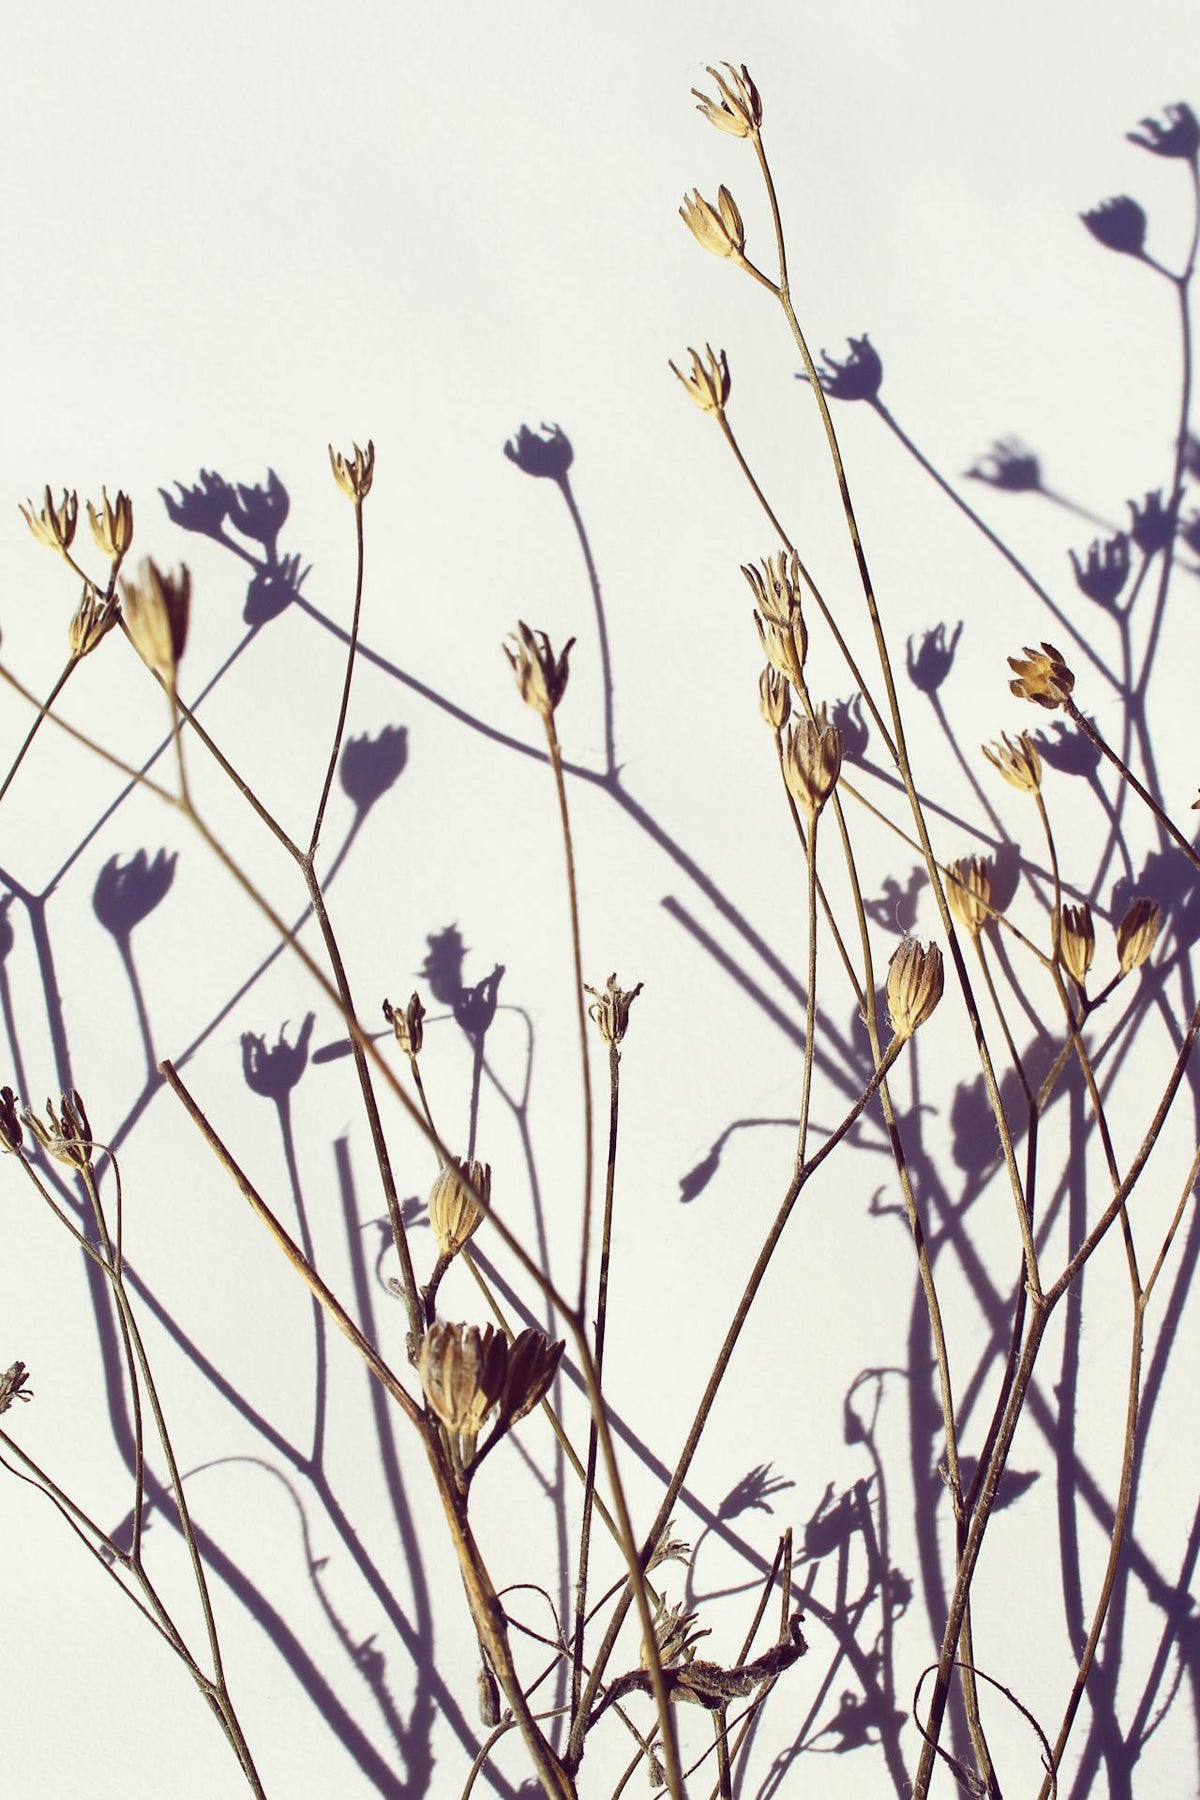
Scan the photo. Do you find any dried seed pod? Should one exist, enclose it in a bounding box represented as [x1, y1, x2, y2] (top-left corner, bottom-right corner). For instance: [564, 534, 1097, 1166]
[745, 550, 807, 690]
[428, 1157, 489, 1259]
[1060, 903, 1095, 988]
[68, 582, 119, 660]
[329, 440, 375, 501]
[504, 621, 574, 720]
[782, 717, 842, 818]
[679, 185, 745, 259]
[691, 63, 762, 138]
[23, 1091, 93, 1169]
[1007, 642, 1075, 709]
[20, 486, 78, 554]
[418, 1321, 507, 1442]
[585, 974, 643, 1046]
[502, 1328, 565, 1424]
[946, 856, 993, 937]
[120, 558, 190, 683]
[668, 344, 730, 415]
[887, 939, 944, 1040]
[758, 664, 791, 731]
[982, 730, 1042, 794]
[1116, 897, 1162, 974]
[87, 487, 134, 562]
[383, 991, 425, 1057]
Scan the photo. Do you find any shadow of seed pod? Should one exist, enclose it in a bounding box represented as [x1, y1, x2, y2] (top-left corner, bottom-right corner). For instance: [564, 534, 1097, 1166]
[421, 924, 468, 1007]
[241, 1014, 316, 1099]
[454, 965, 504, 1038]
[504, 422, 574, 480]
[339, 726, 408, 814]
[906, 622, 963, 694]
[244, 553, 310, 627]
[92, 849, 177, 938]
[226, 470, 290, 551]
[159, 469, 234, 539]
[1032, 717, 1102, 779]
[0, 896, 14, 962]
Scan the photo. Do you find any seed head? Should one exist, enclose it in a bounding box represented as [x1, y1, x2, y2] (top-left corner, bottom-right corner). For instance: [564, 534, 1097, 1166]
[504, 621, 575, 720]
[680, 185, 746, 260]
[501, 1327, 565, 1424]
[746, 550, 807, 690]
[1008, 642, 1075, 709]
[87, 488, 134, 563]
[0, 1362, 32, 1416]
[418, 1321, 508, 1445]
[887, 939, 944, 1040]
[946, 856, 993, 938]
[120, 558, 190, 684]
[20, 487, 78, 556]
[1060, 903, 1095, 988]
[585, 974, 643, 1046]
[758, 664, 791, 731]
[329, 440, 375, 501]
[23, 1091, 93, 1169]
[643, 1598, 710, 1669]
[428, 1157, 489, 1259]
[691, 63, 762, 138]
[982, 730, 1042, 794]
[68, 582, 119, 660]
[782, 717, 842, 819]
[668, 344, 730, 415]
[382, 991, 425, 1057]
[1116, 897, 1162, 974]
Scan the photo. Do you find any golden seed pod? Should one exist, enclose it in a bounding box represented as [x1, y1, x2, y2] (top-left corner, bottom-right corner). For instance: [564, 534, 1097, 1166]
[502, 1327, 565, 1424]
[782, 717, 842, 818]
[679, 185, 746, 259]
[1007, 641, 1075, 709]
[585, 973, 643, 1046]
[22, 1090, 93, 1169]
[68, 582, 119, 660]
[758, 664, 791, 731]
[87, 487, 134, 562]
[382, 991, 425, 1057]
[504, 620, 575, 720]
[668, 343, 731, 415]
[1060, 903, 1095, 988]
[691, 62, 762, 138]
[418, 1321, 507, 1440]
[329, 439, 375, 501]
[745, 550, 807, 692]
[20, 486, 78, 555]
[120, 558, 190, 683]
[886, 939, 944, 1040]
[946, 856, 993, 937]
[428, 1157, 490, 1259]
[981, 730, 1042, 794]
[1116, 896, 1162, 974]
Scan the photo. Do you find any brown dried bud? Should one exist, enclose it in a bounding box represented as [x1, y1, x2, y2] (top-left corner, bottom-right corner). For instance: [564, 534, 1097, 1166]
[642, 1598, 710, 1669]
[668, 343, 731, 415]
[585, 973, 643, 1046]
[946, 856, 993, 937]
[502, 1327, 565, 1424]
[782, 717, 842, 818]
[428, 1157, 489, 1258]
[680, 185, 746, 259]
[382, 991, 425, 1057]
[476, 1661, 501, 1729]
[504, 621, 575, 719]
[758, 665, 791, 731]
[1060, 903, 1095, 988]
[691, 63, 762, 137]
[68, 582, 119, 660]
[87, 488, 134, 563]
[23, 1091, 93, 1169]
[20, 486, 78, 555]
[1116, 897, 1162, 974]
[120, 558, 190, 683]
[887, 939, 944, 1040]
[0, 1361, 32, 1416]
[1007, 642, 1075, 709]
[746, 551, 807, 690]
[982, 730, 1042, 794]
[329, 440, 375, 501]
[418, 1321, 507, 1444]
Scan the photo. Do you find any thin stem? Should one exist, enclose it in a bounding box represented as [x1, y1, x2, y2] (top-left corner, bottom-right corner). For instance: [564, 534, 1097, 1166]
[308, 496, 366, 857]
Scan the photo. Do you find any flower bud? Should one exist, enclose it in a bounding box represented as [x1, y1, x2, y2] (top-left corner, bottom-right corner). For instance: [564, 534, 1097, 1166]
[982, 730, 1042, 794]
[120, 558, 190, 684]
[1008, 642, 1075, 709]
[383, 991, 425, 1057]
[329, 440, 375, 501]
[782, 717, 842, 818]
[887, 939, 944, 1040]
[679, 185, 745, 259]
[504, 621, 574, 720]
[668, 344, 730, 415]
[87, 488, 134, 562]
[758, 664, 791, 731]
[1060, 903, 1095, 988]
[946, 856, 992, 937]
[428, 1157, 489, 1258]
[1116, 897, 1162, 974]
[691, 62, 762, 137]
[585, 974, 643, 1046]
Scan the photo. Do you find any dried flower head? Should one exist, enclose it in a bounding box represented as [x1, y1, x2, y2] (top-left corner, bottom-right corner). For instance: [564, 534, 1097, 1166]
[1008, 642, 1075, 709]
[20, 486, 78, 555]
[120, 558, 190, 684]
[329, 440, 375, 501]
[982, 730, 1042, 793]
[758, 664, 791, 731]
[648, 1519, 693, 1572]
[691, 62, 762, 138]
[418, 1321, 508, 1447]
[382, 991, 425, 1057]
[23, 1091, 93, 1169]
[0, 1361, 32, 1416]
[504, 621, 575, 720]
[668, 344, 731, 415]
[428, 1157, 490, 1259]
[946, 856, 993, 937]
[0, 1086, 24, 1153]
[1127, 103, 1200, 161]
[68, 582, 119, 660]
[782, 717, 842, 818]
[501, 1327, 565, 1424]
[1081, 196, 1147, 258]
[1060, 903, 1095, 989]
[87, 488, 134, 563]
[680, 185, 746, 260]
[745, 550, 807, 690]
[1116, 897, 1162, 974]
[585, 973, 643, 1046]
[643, 1598, 710, 1669]
[887, 939, 944, 1040]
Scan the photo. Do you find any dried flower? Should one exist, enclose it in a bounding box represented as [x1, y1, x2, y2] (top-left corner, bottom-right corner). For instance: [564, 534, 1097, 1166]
[504, 423, 574, 480]
[691, 62, 762, 138]
[745, 550, 807, 690]
[329, 440, 375, 502]
[668, 344, 730, 415]
[982, 730, 1042, 793]
[23, 1091, 93, 1169]
[679, 185, 746, 260]
[815, 335, 884, 403]
[1116, 897, 1162, 974]
[0, 1086, 24, 1153]
[1070, 535, 1130, 609]
[383, 991, 425, 1057]
[758, 664, 791, 731]
[418, 1321, 507, 1448]
[120, 558, 190, 684]
[428, 1157, 489, 1258]
[1081, 197, 1147, 258]
[966, 439, 1042, 492]
[1060, 903, 1095, 988]
[1007, 642, 1075, 710]
[504, 621, 575, 720]
[946, 857, 993, 937]
[0, 1362, 31, 1415]
[1128, 490, 1175, 556]
[1127, 104, 1200, 161]
[87, 488, 134, 563]
[585, 973, 643, 1046]
[20, 486, 78, 555]
[501, 1327, 565, 1424]
[643, 1598, 710, 1669]
[886, 939, 944, 1040]
[782, 717, 842, 818]
[648, 1519, 692, 1572]
[68, 582, 119, 659]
